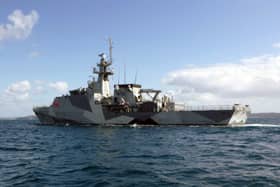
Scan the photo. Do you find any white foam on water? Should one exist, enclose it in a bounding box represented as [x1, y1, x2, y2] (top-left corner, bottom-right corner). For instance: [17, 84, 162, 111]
[131, 124, 138, 128]
[231, 124, 280, 127]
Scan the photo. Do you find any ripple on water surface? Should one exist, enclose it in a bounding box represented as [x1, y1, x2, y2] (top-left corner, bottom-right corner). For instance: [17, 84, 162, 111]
[0, 119, 280, 186]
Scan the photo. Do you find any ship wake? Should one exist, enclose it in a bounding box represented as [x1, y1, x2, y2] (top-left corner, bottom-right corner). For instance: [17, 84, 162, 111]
[231, 124, 280, 127]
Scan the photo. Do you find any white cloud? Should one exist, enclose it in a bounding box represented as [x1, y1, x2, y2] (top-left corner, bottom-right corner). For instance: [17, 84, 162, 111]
[33, 85, 45, 94]
[163, 54, 280, 112]
[4, 80, 31, 101]
[49, 81, 68, 93]
[164, 55, 280, 98]
[6, 80, 31, 93]
[0, 80, 69, 117]
[0, 9, 39, 41]
[273, 42, 280, 48]
[0, 80, 31, 117]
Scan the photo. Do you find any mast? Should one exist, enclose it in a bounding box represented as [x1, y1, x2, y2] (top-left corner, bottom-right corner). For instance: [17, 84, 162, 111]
[109, 38, 113, 64]
[124, 63, 126, 84]
[134, 69, 138, 84]
[92, 39, 114, 97]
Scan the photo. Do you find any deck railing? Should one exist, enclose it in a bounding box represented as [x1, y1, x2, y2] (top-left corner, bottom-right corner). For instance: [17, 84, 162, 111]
[175, 104, 233, 111]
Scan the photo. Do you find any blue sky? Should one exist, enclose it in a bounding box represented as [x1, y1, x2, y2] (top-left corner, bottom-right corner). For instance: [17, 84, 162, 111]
[1, 0, 280, 116]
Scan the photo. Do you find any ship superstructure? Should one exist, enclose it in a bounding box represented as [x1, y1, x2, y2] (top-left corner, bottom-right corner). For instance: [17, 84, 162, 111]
[33, 41, 250, 126]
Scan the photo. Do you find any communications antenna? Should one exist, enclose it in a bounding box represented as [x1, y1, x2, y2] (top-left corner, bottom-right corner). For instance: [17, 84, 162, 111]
[124, 63, 126, 84]
[134, 69, 138, 84]
[109, 38, 113, 64]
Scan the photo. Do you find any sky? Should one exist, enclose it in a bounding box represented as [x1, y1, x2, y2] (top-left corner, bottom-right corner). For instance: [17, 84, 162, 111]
[1, 0, 280, 117]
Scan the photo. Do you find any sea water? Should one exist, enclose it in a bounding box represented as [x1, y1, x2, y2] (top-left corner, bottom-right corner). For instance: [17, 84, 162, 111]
[0, 118, 280, 186]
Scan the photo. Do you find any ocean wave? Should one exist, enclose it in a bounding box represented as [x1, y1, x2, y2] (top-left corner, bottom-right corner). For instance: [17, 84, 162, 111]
[1, 119, 280, 186]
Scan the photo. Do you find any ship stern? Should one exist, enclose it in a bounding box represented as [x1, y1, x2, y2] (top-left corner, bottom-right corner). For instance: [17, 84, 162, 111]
[228, 104, 251, 125]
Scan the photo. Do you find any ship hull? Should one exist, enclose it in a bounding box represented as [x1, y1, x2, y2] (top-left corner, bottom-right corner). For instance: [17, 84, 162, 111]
[33, 105, 248, 126]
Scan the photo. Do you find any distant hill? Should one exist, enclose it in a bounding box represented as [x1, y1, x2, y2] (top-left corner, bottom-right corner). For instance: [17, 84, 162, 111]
[15, 115, 38, 120]
[249, 113, 280, 119]
[0, 115, 37, 120]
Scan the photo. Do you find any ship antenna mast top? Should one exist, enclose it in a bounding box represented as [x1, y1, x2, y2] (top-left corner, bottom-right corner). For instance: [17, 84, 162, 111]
[109, 38, 113, 64]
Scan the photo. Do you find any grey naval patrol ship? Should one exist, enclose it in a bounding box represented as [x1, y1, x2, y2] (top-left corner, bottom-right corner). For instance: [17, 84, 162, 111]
[33, 41, 250, 126]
